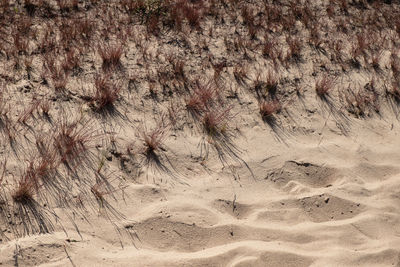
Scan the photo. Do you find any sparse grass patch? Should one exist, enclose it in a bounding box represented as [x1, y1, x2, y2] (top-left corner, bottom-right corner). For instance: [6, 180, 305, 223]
[265, 70, 279, 97]
[142, 125, 167, 155]
[12, 176, 35, 204]
[309, 25, 324, 50]
[43, 55, 69, 92]
[40, 100, 50, 117]
[316, 75, 335, 98]
[12, 30, 29, 55]
[262, 37, 276, 59]
[92, 74, 121, 111]
[98, 42, 124, 70]
[343, 85, 379, 117]
[350, 32, 370, 67]
[1, 0, 400, 246]
[202, 107, 232, 137]
[134, 122, 180, 180]
[17, 99, 41, 124]
[286, 36, 302, 61]
[168, 55, 185, 81]
[61, 48, 80, 74]
[185, 80, 216, 115]
[233, 64, 248, 85]
[259, 99, 281, 120]
[186, 92, 206, 115]
[253, 70, 279, 100]
[53, 118, 97, 165]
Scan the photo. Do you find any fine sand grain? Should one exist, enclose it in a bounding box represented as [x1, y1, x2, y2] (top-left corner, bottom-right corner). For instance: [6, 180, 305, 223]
[1, 0, 400, 266]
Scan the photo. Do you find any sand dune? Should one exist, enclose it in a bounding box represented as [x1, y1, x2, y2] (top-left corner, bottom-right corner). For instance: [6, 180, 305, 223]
[1, 0, 400, 266]
[3, 123, 400, 266]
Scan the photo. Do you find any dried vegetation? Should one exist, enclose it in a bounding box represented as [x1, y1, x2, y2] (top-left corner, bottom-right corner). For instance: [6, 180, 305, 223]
[0, 0, 399, 245]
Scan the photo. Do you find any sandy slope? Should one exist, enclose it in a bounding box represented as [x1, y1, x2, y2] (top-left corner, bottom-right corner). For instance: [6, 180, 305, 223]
[1, 1, 400, 266]
[2, 110, 400, 267]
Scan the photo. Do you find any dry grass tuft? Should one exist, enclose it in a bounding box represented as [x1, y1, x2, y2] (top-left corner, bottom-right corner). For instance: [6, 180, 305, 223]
[186, 81, 216, 115]
[259, 99, 281, 120]
[53, 118, 97, 165]
[98, 42, 124, 70]
[316, 75, 335, 98]
[142, 126, 167, 155]
[93, 74, 121, 111]
[202, 107, 232, 137]
[12, 177, 35, 204]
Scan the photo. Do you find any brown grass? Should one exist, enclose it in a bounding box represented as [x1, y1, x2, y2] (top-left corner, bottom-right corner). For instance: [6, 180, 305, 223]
[0, 0, 400, 242]
[202, 107, 232, 137]
[142, 126, 167, 155]
[259, 99, 281, 120]
[53, 118, 96, 164]
[316, 75, 335, 98]
[12, 172, 36, 204]
[92, 74, 121, 110]
[98, 42, 124, 70]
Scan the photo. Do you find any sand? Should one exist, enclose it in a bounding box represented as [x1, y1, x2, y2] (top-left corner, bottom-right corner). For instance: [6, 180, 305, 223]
[1, 0, 400, 266]
[2, 117, 400, 266]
